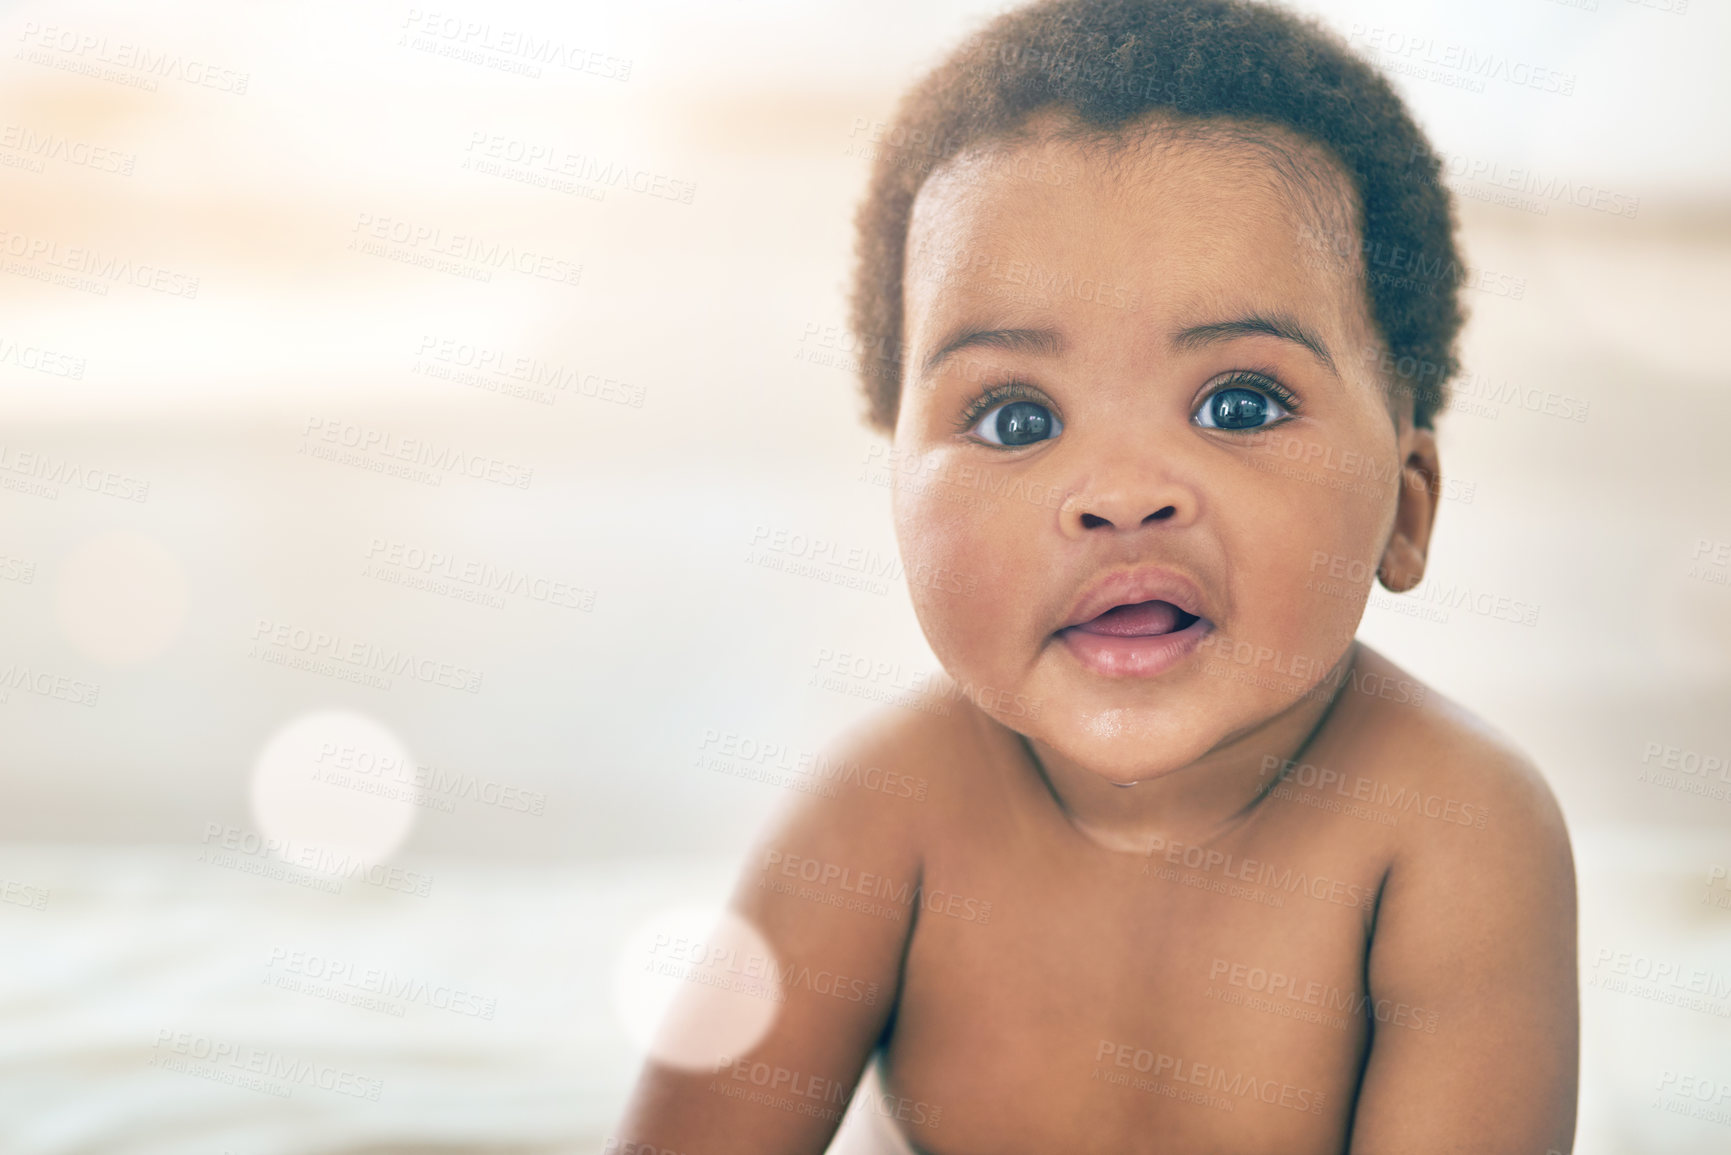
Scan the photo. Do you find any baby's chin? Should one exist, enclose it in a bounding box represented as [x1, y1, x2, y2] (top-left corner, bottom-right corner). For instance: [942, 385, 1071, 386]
[990, 696, 1233, 784]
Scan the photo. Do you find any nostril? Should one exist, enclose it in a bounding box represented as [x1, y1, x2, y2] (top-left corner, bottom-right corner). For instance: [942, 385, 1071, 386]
[1079, 505, 1177, 530]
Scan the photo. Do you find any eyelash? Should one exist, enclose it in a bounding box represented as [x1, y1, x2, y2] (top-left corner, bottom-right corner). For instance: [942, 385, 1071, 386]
[952, 371, 1301, 438]
[953, 380, 1054, 435]
[1203, 369, 1302, 421]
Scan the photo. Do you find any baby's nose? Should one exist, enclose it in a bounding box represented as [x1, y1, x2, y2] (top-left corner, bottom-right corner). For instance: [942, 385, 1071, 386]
[1061, 461, 1198, 536]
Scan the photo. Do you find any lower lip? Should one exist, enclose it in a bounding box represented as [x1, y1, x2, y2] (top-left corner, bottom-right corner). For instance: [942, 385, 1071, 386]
[1056, 616, 1214, 679]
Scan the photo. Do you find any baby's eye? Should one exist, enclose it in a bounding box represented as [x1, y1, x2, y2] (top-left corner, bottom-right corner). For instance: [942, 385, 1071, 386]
[1193, 385, 1291, 430]
[972, 399, 1063, 447]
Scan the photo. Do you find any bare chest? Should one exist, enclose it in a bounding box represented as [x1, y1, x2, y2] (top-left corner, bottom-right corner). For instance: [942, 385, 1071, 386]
[876, 817, 1388, 1154]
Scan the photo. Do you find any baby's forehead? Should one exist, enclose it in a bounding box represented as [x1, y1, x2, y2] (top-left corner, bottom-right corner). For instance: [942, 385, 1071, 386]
[905, 127, 1366, 331]
[912, 116, 1357, 262]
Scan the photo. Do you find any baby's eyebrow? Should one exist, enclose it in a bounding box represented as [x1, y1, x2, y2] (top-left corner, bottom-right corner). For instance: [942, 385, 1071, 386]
[1172, 313, 1338, 377]
[919, 326, 1064, 381]
[918, 314, 1339, 382]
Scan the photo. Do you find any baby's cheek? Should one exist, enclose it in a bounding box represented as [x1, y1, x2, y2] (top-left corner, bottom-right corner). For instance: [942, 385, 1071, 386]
[893, 477, 1034, 683]
[1269, 511, 1383, 661]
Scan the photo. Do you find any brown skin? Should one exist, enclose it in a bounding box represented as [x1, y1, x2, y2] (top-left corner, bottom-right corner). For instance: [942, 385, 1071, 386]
[615, 114, 1577, 1154]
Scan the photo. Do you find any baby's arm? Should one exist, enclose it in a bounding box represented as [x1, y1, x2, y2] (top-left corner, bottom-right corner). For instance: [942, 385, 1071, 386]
[1347, 745, 1578, 1154]
[614, 716, 925, 1154]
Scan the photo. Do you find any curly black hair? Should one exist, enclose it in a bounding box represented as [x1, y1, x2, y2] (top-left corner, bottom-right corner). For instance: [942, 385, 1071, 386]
[848, 0, 1464, 432]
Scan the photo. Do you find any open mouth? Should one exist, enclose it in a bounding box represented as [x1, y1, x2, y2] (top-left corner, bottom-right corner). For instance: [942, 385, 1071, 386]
[1062, 599, 1201, 638]
[1056, 598, 1213, 678]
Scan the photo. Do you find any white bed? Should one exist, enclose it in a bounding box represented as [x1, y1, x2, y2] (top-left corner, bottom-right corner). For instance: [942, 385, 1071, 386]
[3, 826, 1728, 1154]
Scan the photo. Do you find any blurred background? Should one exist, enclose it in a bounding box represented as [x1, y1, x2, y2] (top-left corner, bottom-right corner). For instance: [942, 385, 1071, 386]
[0, 0, 1727, 1150]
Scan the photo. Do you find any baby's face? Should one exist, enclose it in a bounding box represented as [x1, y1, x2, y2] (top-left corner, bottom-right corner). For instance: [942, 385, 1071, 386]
[893, 119, 1425, 781]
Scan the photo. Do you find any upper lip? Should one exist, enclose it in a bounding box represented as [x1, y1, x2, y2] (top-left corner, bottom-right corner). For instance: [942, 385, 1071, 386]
[1056, 566, 1211, 632]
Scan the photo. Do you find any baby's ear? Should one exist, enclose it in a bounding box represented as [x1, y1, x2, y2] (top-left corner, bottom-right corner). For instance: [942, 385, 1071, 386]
[1379, 426, 1440, 593]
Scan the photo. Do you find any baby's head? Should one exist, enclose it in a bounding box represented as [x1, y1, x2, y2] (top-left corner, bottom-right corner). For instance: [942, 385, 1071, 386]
[849, 0, 1464, 779]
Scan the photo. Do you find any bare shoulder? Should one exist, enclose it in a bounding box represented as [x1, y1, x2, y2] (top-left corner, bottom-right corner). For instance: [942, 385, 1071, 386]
[805, 695, 989, 829]
[1339, 645, 1578, 1153]
[611, 706, 981, 1151]
[1340, 643, 1571, 863]
[726, 698, 991, 911]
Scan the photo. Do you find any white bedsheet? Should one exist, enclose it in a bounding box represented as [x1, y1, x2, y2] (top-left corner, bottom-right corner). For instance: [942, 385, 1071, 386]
[2, 827, 1728, 1154]
[0, 846, 734, 1155]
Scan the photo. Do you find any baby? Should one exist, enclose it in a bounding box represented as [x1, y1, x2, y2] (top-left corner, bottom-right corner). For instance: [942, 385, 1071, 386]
[618, 0, 1577, 1151]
